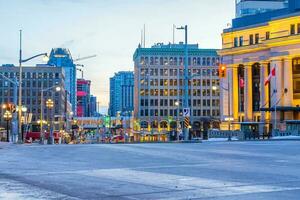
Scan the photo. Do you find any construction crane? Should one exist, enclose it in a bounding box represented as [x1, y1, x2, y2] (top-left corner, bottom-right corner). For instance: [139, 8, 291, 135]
[73, 55, 97, 62]
[76, 64, 84, 79]
[74, 54, 96, 79]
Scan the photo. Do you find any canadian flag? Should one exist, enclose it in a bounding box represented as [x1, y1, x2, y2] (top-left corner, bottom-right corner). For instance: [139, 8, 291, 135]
[264, 67, 276, 86]
[239, 78, 245, 88]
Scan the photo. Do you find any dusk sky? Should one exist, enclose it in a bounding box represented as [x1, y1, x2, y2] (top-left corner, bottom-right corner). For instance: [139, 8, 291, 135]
[0, 0, 235, 113]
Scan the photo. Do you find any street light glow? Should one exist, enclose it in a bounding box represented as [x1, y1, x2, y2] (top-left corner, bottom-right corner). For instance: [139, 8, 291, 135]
[43, 55, 49, 62]
[55, 86, 61, 92]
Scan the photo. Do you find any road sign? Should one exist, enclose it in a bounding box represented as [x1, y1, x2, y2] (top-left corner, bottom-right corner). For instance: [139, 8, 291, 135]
[183, 108, 190, 117]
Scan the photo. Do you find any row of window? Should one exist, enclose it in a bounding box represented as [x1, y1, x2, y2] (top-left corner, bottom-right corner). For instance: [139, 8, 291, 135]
[0, 72, 61, 79]
[140, 56, 219, 66]
[140, 99, 220, 107]
[140, 109, 220, 117]
[140, 68, 219, 77]
[233, 24, 300, 47]
[0, 80, 59, 88]
[140, 79, 220, 87]
[140, 89, 220, 97]
[290, 23, 300, 35]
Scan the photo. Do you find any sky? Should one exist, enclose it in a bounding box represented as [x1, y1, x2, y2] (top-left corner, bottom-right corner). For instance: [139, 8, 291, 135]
[0, 0, 235, 114]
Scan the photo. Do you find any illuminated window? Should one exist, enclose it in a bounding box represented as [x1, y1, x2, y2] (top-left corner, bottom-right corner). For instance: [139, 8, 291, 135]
[266, 32, 270, 40]
[291, 24, 296, 35]
[255, 34, 259, 44]
[249, 34, 254, 45]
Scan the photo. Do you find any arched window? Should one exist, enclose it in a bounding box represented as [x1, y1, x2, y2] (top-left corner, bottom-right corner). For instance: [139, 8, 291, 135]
[207, 57, 211, 66]
[160, 57, 164, 65]
[193, 57, 197, 65]
[212, 57, 216, 66]
[202, 57, 206, 66]
[197, 57, 201, 65]
[174, 57, 178, 66]
[150, 57, 154, 65]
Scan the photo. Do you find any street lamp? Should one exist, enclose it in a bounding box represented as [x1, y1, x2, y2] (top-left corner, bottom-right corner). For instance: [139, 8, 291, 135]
[40, 85, 61, 144]
[3, 110, 12, 142]
[18, 30, 49, 143]
[176, 25, 189, 141]
[174, 101, 180, 140]
[46, 99, 54, 144]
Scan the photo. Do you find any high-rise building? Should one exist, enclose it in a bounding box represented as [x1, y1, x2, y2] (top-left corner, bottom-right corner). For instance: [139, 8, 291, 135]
[236, 0, 288, 18]
[77, 79, 91, 117]
[89, 95, 98, 117]
[133, 43, 220, 137]
[0, 66, 67, 126]
[109, 71, 134, 117]
[219, 0, 300, 134]
[47, 48, 77, 114]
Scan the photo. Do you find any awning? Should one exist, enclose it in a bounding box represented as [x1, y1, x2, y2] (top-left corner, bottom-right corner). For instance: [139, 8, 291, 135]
[285, 120, 300, 124]
[260, 106, 300, 112]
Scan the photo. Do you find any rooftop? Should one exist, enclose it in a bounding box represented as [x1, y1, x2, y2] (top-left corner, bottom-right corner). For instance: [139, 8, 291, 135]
[133, 42, 218, 60]
[226, 0, 300, 31]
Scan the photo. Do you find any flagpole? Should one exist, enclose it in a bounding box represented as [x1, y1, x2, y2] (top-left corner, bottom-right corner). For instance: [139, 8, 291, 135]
[274, 64, 277, 132]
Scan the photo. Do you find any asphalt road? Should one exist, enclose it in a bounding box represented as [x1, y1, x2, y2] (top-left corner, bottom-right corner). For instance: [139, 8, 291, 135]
[1, 141, 300, 200]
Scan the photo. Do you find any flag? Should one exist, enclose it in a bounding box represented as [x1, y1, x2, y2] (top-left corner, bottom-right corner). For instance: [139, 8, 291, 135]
[239, 78, 244, 88]
[264, 67, 276, 86]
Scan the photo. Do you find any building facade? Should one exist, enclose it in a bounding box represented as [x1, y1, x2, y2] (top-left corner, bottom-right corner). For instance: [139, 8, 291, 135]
[219, 0, 300, 134]
[0, 66, 67, 127]
[89, 95, 98, 117]
[236, 0, 287, 18]
[109, 71, 134, 117]
[133, 43, 220, 135]
[48, 48, 77, 114]
[77, 79, 91, 117]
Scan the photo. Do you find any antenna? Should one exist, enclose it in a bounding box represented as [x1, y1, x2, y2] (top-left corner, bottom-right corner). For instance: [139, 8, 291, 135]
[173, 24, 176, 44]
[143, 24, 146, 48]
[141, 29, 143, 47]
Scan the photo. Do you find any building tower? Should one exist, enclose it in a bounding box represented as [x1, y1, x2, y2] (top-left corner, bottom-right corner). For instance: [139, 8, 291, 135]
[109, 71, 134, 117]
[47, 48, 77, 114]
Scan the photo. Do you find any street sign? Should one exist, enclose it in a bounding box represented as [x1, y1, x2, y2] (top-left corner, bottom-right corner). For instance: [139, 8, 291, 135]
[183, 108, 190, 117]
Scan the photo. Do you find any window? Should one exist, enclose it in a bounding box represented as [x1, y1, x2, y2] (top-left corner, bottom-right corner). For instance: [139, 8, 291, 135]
[207, 57, 211, 66]
[266, 32, 270, 40]
[249, 34, 254, 45]
[298, 24, 300, 34]
[234, 37, 238, 47]
[255, 34, 259, 44]
[293, 58, 300, 99]
[291, 24, 296, 35]
[159, 57, 163, 65]
[239, 36, 243, 46]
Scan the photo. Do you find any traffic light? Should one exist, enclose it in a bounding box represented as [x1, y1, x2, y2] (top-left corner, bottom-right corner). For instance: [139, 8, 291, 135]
[219, 64, 227, 78]
[11, 104, 16, 113]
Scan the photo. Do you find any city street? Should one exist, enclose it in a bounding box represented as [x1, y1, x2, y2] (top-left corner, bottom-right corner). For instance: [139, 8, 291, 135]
[0, 141, 300, 199]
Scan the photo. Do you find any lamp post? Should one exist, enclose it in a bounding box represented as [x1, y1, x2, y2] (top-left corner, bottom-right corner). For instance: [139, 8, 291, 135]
[3, 110, 12, 142]
[19, 106, 28, 141]
[46, 99, 54, 144]
[176, 25, 189, 141]
[175, 100, 180, 140]
[18, 30, 49, 143]
[39, 85, 61, 144]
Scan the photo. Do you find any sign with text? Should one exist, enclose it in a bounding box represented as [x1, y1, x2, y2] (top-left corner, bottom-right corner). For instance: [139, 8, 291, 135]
[183, 108, 190, 117]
